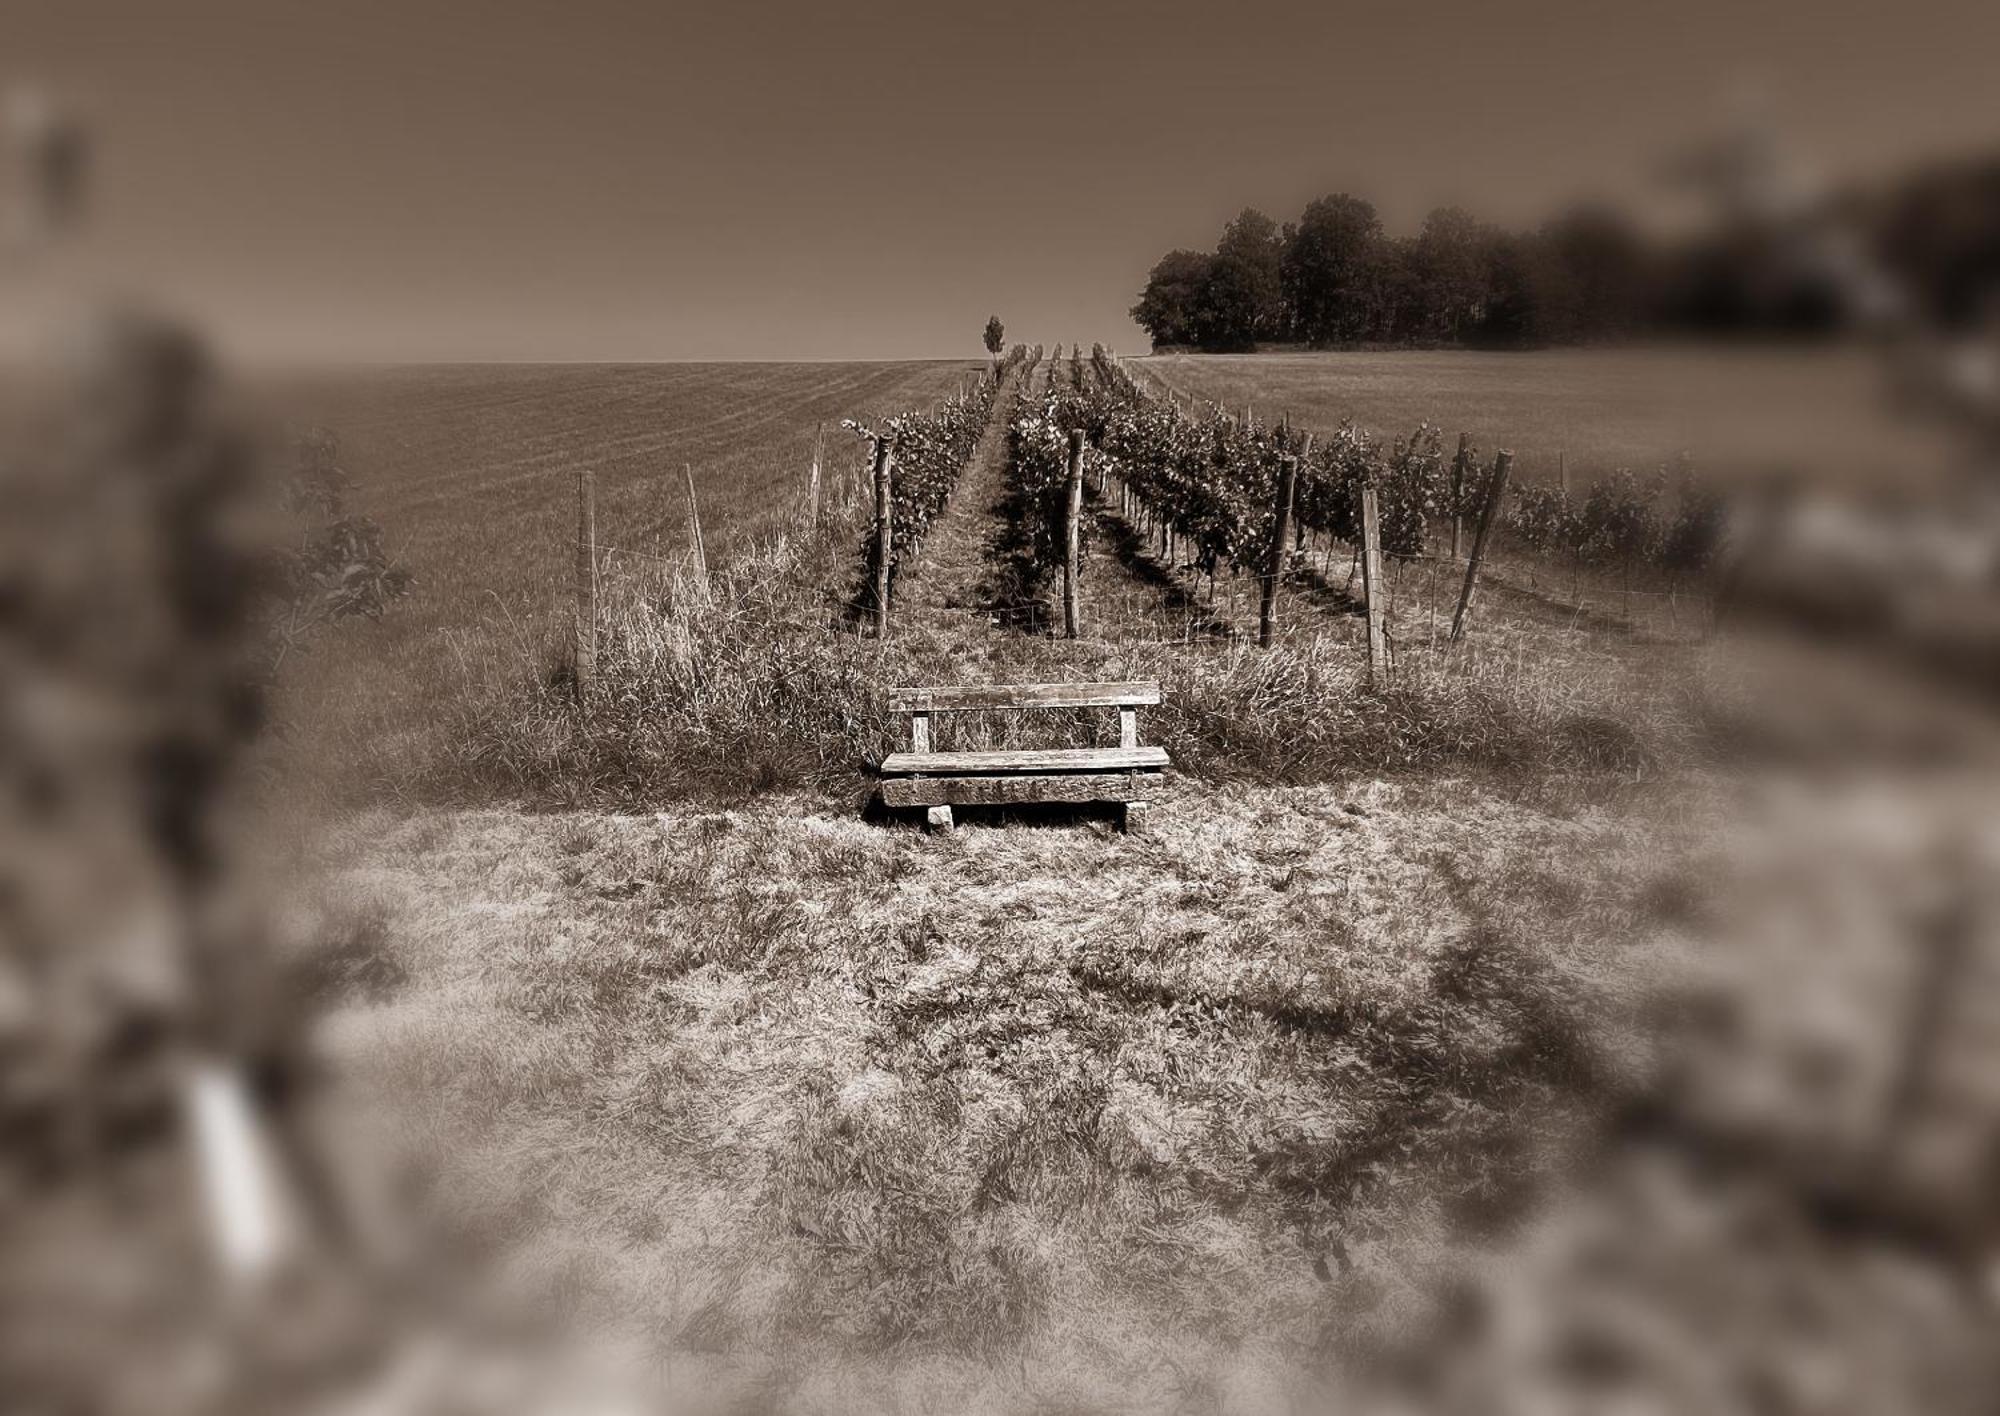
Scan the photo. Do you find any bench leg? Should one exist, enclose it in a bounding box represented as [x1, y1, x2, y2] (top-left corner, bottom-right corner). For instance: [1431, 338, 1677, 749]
[926, 805, 954, 832]
[1120, 801, 1149, 836]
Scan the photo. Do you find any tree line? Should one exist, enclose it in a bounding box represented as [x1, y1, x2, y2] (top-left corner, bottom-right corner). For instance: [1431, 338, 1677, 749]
[1132, 155, 2000, 351]
[1134, 200, 1673, 351]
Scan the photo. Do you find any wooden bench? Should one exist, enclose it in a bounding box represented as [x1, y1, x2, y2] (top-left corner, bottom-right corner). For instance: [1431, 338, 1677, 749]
[878, 681, 1168, 833]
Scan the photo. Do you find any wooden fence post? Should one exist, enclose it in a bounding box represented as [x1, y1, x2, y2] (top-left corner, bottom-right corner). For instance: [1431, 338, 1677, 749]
[573, 466, 596, 703]
[1292, 430, 1313, 551]
[808, 422, 823, 524]
[1064, 429, 1085, 639]
[872, 434, 896, 639]
[684, 463, 708, 584]
[1449, 450, 1513, 642]
[1258, 452, 1299, 647]
[1360, 485, 1387, 683]
[1450, 432, 1470, 559]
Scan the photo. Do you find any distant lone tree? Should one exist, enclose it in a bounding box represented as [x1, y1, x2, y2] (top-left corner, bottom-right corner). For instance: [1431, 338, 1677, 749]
[983, 314, 1005, 376]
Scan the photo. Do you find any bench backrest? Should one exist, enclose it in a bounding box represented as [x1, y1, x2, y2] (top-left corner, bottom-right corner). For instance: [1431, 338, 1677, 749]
[888, 681, 1160, 751]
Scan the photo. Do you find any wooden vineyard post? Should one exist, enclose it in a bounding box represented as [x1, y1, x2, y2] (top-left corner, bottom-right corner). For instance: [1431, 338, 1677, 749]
[872, 434, 896, 639]
[1293, 431, 1313, 553]
[1258, 451, 1299, 648]
[1360, 485, 1387, 683]
[1450, 450, 1513, 643]
[1063, 429, 1085, 639]
[573, 466, 596, 703]
[1449, 432, 1470, 559]
[808, 422, 823, 524]
[684, 463, 709, 584]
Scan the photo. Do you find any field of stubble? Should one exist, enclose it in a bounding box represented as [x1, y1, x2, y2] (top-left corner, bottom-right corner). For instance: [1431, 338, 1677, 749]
[1134, 345, 1962, 492]
[270, 359, 981, 798]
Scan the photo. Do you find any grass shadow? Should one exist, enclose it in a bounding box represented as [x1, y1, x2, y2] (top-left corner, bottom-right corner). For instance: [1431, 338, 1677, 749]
[1289, 551, 1367, 619]
[833, 525, 898, 633]
[864, 792, 1132, 834]
[979, 477, 1063, 636]
[1090, 501, 1235, 642]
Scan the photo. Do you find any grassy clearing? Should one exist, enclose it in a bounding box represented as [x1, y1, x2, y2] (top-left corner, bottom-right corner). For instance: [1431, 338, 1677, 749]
[299, 730, 2000, 1410]
[262, 360, 981, 800]
[322, 772, 1656, 1408]
[1134, 346, 1962, 493]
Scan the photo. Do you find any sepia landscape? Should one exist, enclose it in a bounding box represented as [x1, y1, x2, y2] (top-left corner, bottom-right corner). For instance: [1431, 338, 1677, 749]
[6, 3, 2000, 1413]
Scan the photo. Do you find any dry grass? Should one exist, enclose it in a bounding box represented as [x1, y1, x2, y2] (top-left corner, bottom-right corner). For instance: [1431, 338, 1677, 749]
[426, 469, 1699, 809]
[260, 360, 982, 802]
[320, 771, 1656, 1408]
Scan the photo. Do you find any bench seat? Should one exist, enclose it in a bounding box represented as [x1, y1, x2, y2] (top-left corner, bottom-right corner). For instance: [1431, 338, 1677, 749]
[877, 679, 1167, 832]
[881, 771, 1161, 809]
[879, 745, 1169, 775]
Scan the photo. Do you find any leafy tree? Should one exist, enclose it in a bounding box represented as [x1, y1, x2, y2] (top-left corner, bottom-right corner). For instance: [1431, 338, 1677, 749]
[982, 314, 1005, 375]
[1540, 205, 1651, 342]
[1131, 249, 1213, 347]
[1374, 236, 1428, 344]
[1410, 207, 1490, 342]
[1281, 195, 1384, 346]
[1191, 255, 1267, 352]
[1210, 208, 1286, 344]
[1474, 208, 1651, 347]
[1472, 230, 1544, 347]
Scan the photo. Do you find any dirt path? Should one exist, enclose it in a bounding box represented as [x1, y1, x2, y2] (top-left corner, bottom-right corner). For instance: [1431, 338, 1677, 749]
[891, 356, 1048, 637]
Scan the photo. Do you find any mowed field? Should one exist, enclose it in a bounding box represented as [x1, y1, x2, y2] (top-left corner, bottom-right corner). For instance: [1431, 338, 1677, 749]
[1135, 346, 1962, 491]
[271, 360, 981, 795]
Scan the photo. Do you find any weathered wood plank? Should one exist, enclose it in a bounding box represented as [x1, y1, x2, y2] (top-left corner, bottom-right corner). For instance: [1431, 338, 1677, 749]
[1258, 451, 1298, 648]
[909, 711, 930, 753]
[881, 772, 1163, 808]
[1360, 485, 1387, 682]
[573, 467, 596, 703]
[1449, 431, 1471, 559]
[880, 746, 1169, 775]
[1063, 430, 1084, 639]
[1451, 450, 1514, 642]
[886, 681, 1160, 713]
[872, 435, 895, 639]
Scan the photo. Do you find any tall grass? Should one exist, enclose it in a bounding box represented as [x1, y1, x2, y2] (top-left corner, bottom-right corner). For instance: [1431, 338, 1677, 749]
[425, 452, 1693, 809]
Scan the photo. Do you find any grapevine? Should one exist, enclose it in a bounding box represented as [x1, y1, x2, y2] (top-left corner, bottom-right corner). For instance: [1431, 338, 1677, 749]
[844, 355, 1018, 586]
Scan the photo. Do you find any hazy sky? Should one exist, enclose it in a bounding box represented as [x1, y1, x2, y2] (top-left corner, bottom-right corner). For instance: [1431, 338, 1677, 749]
[7, 0, 1997, 361]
